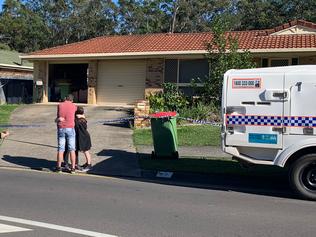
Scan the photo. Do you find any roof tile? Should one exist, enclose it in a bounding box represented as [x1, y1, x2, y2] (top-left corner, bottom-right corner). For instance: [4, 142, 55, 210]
[28, 20, 316, 56]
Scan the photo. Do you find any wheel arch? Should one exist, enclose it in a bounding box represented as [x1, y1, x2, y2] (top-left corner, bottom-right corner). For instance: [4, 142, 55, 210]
[282, 146, 316, 168]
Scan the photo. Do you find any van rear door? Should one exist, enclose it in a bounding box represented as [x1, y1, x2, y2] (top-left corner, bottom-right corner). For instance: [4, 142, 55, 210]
[224, 72, 285, 149]
[285, 73, 316, 135]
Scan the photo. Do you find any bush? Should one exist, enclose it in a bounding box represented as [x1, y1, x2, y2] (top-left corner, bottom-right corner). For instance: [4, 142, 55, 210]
[147, 83, 220, 123]
[0, 43, 11, 51]
[178, 102, 220, 122]
[147, 83, 188, 112]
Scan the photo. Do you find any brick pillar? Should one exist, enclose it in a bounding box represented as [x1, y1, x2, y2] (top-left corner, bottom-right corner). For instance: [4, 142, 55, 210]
[145, 59, 164, 98]
[87, 61, 97, 104]
[33, 61, 48, 103]
[134, 100, 150, 128]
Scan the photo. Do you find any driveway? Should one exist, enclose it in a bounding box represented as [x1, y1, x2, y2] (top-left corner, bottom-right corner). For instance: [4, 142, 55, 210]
[0, 104, 140, 177]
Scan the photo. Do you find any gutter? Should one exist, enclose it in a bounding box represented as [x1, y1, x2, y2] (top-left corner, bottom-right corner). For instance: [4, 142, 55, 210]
[19, 48, 316, 61]
[20, 50, 208, 60]
[0, 63, 33, 71]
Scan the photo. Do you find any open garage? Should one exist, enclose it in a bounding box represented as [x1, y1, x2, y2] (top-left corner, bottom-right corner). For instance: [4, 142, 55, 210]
[48, 63, 88, 103]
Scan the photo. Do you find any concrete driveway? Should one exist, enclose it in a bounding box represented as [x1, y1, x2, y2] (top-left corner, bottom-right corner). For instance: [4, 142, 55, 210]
[0, 104, 140, 177]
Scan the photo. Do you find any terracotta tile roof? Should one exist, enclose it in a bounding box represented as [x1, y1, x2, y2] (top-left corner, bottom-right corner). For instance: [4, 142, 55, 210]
[29, 32, 213, 56]
[27, 20, 316, 57]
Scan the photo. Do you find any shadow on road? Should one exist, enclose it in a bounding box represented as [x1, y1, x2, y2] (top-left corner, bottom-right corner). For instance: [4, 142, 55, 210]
[137, 170, 295, 199]
[93, 149, 297, 200]
[2, 155, 56, 170]
[90, 149, 140, 177]
[1, 150, 298, 200]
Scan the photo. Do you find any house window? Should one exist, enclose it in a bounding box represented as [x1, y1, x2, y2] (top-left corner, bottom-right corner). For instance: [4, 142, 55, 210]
[179, 59, 209, 83]
[164, 59, 209, 95]
[164, 59, 178, 83]
[270, 59, 290, 67]
[261, 58, 299, 67]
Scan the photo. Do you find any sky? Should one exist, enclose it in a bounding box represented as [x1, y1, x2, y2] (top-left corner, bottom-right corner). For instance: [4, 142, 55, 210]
[0, 0, 4, 11]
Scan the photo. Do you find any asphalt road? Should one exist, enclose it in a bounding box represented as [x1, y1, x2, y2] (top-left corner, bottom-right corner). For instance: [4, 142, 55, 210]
[0, 168, 315, 237]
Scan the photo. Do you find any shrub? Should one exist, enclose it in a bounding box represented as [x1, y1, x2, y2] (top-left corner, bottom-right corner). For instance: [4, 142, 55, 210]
[147, 83, 188, 112]
[178, 102, 220, 122]
[0, 43, 11, 51]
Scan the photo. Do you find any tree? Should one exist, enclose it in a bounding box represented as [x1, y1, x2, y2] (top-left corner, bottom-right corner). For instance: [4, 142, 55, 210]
[0, 0, 49, 52]
[117, 0, 233, 34]
[117, 0, 168, 34]
[234, 0, 316, 30]
[203, 17, 256, 107]
[26, 0, 118, 47]
[162, 0, 232, 33]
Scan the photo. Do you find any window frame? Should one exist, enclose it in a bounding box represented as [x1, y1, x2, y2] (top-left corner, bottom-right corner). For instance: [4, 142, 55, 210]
[163, 58, 209, 88]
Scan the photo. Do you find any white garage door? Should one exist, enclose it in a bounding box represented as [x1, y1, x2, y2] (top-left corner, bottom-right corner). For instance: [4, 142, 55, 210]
[97, 60, 146, 105]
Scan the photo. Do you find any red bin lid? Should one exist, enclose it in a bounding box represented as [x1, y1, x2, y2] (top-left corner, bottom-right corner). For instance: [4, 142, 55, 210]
[150, 111, 177, 118]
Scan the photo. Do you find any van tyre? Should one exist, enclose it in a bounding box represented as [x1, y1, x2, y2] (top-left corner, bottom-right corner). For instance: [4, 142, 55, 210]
[289, 154, 316, 200]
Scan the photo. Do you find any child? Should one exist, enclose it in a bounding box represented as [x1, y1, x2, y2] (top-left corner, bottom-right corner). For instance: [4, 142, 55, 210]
[75, 106, 92, 171]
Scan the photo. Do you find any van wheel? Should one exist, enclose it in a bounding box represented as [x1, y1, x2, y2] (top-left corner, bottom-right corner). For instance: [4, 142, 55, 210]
[289, 154, 316, 200]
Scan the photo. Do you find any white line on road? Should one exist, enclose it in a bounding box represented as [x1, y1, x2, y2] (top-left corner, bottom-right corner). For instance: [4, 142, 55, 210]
[0, 215, 118, 237]
[0, 223, 32, 233]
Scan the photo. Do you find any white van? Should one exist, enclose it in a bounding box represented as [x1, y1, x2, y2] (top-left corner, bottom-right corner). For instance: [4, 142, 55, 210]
[222, 65, 316, 200]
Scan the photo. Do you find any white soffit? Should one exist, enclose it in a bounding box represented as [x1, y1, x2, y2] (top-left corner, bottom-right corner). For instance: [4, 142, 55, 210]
[272, 25, 316, 35]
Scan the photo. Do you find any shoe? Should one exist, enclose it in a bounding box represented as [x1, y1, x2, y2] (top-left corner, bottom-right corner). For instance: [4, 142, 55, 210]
[80, 163, 88, 168]
[54, 166, 62, 173]
[70, 168, 76, 174]
[81, 164, 92, 172]
[61, 162, 70, 170]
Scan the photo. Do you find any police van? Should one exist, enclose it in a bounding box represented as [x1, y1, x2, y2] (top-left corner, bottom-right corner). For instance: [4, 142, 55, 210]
[222, 65, 316, 200]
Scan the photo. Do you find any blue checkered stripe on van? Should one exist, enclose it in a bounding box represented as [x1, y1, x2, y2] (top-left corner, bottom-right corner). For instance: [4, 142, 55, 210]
[226, 115, 316, 127]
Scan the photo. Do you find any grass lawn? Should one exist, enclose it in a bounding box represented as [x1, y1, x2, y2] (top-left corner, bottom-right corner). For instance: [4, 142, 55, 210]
[139, 155, 287, 177]
[133, 125, 221, 146]
[0, 104, 18, 126]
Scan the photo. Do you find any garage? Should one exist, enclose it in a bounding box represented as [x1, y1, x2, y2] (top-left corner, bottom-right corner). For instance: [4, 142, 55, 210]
[48, 63, 88, 103]
[97, 60, 146, 105]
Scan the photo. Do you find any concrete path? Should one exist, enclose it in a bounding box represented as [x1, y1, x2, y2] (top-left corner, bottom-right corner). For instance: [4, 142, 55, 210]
[0, 104, 141, 177]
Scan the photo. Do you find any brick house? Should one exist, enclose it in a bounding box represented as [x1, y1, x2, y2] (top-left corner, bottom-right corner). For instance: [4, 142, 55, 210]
[0, 50, 33, 104]
[21, 20, 316, 106]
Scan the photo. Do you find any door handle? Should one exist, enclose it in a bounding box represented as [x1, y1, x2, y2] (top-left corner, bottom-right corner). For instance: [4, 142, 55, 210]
[272, 127, 286, 133]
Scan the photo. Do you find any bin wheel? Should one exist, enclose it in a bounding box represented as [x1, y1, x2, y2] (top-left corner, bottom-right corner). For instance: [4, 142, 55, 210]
[151, 151, 156, 159]
[173, 151, 179, 159]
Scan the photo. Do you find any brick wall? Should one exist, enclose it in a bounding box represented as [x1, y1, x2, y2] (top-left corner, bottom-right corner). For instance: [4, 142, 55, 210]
[134, 100, 150, 128]
[33, 61, 48, 103]
[145, 59, 164, 97]
[299, 56, 316, 65]
[87, 61, 98, 104]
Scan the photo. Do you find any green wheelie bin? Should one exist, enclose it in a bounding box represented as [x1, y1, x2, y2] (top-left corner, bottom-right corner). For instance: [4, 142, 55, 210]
[150, 111, 179, 159]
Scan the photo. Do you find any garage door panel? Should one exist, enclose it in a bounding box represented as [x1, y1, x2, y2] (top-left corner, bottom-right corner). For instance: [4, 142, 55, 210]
[97, 60, 146, 104]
